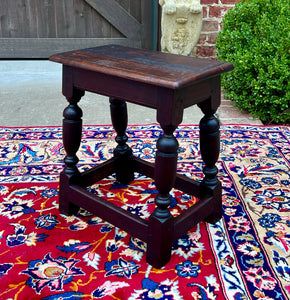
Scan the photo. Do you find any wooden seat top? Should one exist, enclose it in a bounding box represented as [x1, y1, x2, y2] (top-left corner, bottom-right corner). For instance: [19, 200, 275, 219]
[50, 44, 233, 90]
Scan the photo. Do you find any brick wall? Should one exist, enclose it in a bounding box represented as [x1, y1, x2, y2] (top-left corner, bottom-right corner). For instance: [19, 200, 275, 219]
[193, 0, 240, 58]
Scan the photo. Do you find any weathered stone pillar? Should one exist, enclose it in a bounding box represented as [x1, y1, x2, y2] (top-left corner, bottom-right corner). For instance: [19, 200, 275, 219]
[159, 0, 202, 56]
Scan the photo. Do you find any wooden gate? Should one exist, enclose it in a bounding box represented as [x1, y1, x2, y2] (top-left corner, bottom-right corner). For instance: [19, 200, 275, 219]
[0, 0, 153, 58]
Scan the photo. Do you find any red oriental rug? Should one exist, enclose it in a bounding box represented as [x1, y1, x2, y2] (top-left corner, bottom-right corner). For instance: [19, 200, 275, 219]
[0, 124, 289, 300]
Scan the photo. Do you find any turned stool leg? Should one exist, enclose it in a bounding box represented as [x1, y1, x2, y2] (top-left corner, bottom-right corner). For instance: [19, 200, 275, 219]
[198, 99, 222, 224]
[147, 126, 178, 268]
[110, 97, 134, 184]
[59, 88, 84, 216]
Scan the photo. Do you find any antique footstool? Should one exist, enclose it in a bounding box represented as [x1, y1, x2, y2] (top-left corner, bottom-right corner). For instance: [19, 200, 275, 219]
[49, 45, 233, 268]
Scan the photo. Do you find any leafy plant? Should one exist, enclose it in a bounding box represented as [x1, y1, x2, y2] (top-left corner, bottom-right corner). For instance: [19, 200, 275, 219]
[216, 0, 290, 124]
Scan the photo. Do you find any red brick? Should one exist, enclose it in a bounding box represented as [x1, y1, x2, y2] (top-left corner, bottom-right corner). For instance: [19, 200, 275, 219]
[209, 6, 231, 18]
[201, 0, 218, 4]
[220, 0, 240, 4]
[196, 46, 216, 58]
[197, 34, 207, 45]
[202, 20, 219, 32]
[207, 32, 218, 44]
[202, 6, 208, 18]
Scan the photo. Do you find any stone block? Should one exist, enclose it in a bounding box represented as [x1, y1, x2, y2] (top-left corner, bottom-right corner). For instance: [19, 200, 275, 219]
[159, 0, 202, 56]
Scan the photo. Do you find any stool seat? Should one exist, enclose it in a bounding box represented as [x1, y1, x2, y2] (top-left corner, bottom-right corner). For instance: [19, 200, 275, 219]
[50, 44, 232, 90]
[50, 45, 233, 268]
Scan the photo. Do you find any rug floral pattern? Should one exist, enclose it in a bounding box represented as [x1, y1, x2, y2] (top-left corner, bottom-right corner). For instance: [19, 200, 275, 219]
[0, 124, 289, 299]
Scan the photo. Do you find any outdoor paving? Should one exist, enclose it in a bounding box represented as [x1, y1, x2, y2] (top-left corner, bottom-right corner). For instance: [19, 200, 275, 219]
[0, 60, 262, 127]
[217, 98, 262, 125]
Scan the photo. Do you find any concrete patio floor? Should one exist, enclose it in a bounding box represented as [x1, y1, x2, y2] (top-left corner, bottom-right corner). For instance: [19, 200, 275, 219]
[0, 60, 262, 127]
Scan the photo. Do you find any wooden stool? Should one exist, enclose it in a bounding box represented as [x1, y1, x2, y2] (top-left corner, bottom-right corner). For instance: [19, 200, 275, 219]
[49, 45, 233, 268]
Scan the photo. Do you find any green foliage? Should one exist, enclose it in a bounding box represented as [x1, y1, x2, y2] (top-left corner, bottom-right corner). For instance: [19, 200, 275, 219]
[216, 0, 290, 124]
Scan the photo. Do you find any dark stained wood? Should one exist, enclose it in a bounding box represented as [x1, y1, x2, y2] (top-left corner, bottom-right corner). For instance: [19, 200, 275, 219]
[59, 83, 84, 216]
[50, 45, 233, 89]
[147, 213, 174, 268]
[78, 158, 115, 187]
[62, 91, 84, 177]
[70, 185, 148, 242]
[51, 45, 233, 268]
[147, 126, 178, 267]
[110, 97, 134, 184]
[0, 0, 152, 58]
[133, 157, 201, 197]
[173, 194, 213, 240]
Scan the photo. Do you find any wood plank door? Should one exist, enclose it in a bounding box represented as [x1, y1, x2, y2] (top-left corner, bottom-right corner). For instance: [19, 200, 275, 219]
[0, 0, 153, 58]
